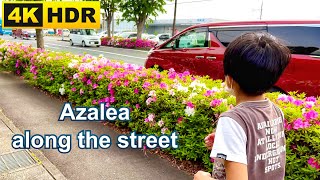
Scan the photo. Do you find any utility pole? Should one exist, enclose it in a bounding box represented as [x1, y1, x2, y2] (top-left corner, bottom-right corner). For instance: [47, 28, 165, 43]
[259, 0, 264, 20]
[172, 0, 177, 37]
[112, 13, 115, 36]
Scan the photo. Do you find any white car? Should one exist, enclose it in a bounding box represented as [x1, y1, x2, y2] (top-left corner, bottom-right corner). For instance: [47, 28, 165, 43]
[98, 30, 108, 38]
[69, 29, 101, 47]
[62, 29, 70, 37]
[119, 32, 137, 39]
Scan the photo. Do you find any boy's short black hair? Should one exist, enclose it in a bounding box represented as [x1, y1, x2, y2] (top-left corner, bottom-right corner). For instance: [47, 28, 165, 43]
[223, 32, 291, 95]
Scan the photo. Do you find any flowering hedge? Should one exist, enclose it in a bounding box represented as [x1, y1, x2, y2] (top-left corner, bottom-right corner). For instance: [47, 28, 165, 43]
[0, 39, 319, 179]
[101, 36, 156, 49]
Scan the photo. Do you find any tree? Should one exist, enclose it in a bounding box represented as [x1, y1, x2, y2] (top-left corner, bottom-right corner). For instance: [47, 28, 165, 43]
[119, 0, 168, 39]
[101, 0, 121, 37]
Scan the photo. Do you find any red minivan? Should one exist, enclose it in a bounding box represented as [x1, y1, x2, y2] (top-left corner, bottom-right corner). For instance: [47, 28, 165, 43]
[145, 21, 320, 96]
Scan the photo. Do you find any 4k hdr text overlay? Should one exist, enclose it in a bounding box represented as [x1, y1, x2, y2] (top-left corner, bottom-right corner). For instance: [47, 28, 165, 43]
[2, 1, 100, 29]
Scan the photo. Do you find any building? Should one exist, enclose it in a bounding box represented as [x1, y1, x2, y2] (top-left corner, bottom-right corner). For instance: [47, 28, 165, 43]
[100, 10, 226, 35]
[145, 18, 226, 35]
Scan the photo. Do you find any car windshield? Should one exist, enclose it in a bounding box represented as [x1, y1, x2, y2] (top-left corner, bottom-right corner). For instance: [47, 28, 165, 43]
[81, 29, 97, 36]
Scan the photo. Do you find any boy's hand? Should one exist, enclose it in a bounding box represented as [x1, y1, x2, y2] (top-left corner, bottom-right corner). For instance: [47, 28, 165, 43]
[194, 171, 213, 180]
[204, 132, 215, 150]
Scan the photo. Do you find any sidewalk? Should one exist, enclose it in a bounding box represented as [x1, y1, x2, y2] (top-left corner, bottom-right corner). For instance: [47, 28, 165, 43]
[0, 71, 192, 180]
[0, 108, 67, 180]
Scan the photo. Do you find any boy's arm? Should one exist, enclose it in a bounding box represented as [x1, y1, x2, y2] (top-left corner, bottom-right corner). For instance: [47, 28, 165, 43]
[194, 171, 215, 180]
[210, 117, 248, 179]
[225, 161, 248, 180]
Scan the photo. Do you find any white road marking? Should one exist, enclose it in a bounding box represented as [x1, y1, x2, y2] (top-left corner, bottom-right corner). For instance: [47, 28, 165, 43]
[45, 43, 146, 60]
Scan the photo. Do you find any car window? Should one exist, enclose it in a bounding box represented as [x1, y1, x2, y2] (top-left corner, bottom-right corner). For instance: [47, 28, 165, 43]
[215, 26, 267, 47]
[176, 29, 208, 48]
[268, 25, 320, 56]
[161, 29, 208, 49]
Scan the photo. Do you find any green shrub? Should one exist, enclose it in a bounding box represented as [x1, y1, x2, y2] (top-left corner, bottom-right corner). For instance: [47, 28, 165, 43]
[0, 40, 319, 178]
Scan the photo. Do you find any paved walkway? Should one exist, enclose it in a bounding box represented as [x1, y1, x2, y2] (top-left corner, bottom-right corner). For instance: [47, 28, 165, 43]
[0, 109, 66, 180]
[0, 72, 192, 180]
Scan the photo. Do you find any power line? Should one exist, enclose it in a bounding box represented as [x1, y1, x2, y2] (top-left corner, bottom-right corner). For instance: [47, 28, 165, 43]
[165, 0, 214, 6]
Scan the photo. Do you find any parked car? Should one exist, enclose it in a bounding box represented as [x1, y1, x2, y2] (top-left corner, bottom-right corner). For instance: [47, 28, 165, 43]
[156, 33, 172, 44]
[98, 30, 108, 38]
[12, 29, 36, 39]
[145, 20, 320, 96]
[69, 29, 101, 47]
[62, 29, 70, 37]
[119, 32, 137, 39]
[43, 29, 55, 35]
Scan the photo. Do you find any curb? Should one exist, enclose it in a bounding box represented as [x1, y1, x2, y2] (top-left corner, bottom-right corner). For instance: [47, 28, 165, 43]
[0, 108, 67, 180]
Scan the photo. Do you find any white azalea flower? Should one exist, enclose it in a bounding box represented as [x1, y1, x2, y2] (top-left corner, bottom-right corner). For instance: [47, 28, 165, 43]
[169, 89, 175, 96]
[59, 84, 65, 95]
[158, 119, 164, 127]
[185, 106, 195, 116]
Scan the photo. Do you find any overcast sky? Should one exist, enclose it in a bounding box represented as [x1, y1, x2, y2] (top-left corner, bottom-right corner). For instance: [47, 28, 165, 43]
[0, 0, 319, 21]
[158, 0, 320, 20]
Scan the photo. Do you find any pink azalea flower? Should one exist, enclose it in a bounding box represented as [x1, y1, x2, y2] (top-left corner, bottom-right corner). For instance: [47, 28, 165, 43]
[135, 104, 140, 109]
[210, 99, 223, 107]
[86, 79, 92, 85]
[161, 127, 168, 134]
[92, 99, 97, 104]
[93, 83, 98, 89]
[177, 117, 183, 124]
[134, 88, 139, 94]
[293, 118, 310, 130]
[110, 96, 116, 103]
[123, 80, 129, 86]
[97, 75, 103, 81]
[305, 101, 315, 109]
[308, 158, 320, 169]
[143, 82, 151, 89]
[284, 120, 292, 131]
[293, 99, 304, 106]
[125, 100, 130, 104]
[71, 87, 76, 92]
[303, 110, 318, 120]
[204, 90, 214, 97]
[160, 82, 168, 89]
[186, 102, 195, 108]
[306, 96, 317, 103]
[80, 89, 84, 95]
[70, 81, 74, 85]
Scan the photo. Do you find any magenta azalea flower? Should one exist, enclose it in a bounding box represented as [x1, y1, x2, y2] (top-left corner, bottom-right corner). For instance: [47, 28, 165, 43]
[93, 83, 98, 89]
[306, 96, 317, 103]
[177, 117, 183, 124]
[134, 88, 139, 94]
[308, 158, 320, 169]
[303, 110, 318, 120]
[71, 87, 76, 92]
[293, 99, 304, 106]
[293, 118, 310, 130]
[210, 99, 223, 107]
[143, 82, 151, 89]
[186, 102, 195, 108]
[160, 82, 168, 89]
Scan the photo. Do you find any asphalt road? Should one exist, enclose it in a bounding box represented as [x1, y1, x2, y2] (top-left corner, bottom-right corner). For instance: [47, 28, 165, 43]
[0, 35, 149, 66]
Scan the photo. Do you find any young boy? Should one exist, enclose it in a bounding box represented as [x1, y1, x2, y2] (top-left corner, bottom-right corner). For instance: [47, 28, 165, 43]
[194, 32, 291, 180]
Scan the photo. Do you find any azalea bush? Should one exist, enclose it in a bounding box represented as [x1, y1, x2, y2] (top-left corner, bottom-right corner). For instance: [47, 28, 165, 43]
[0, 40, 319, 179]
[101, 36, 156, 49]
